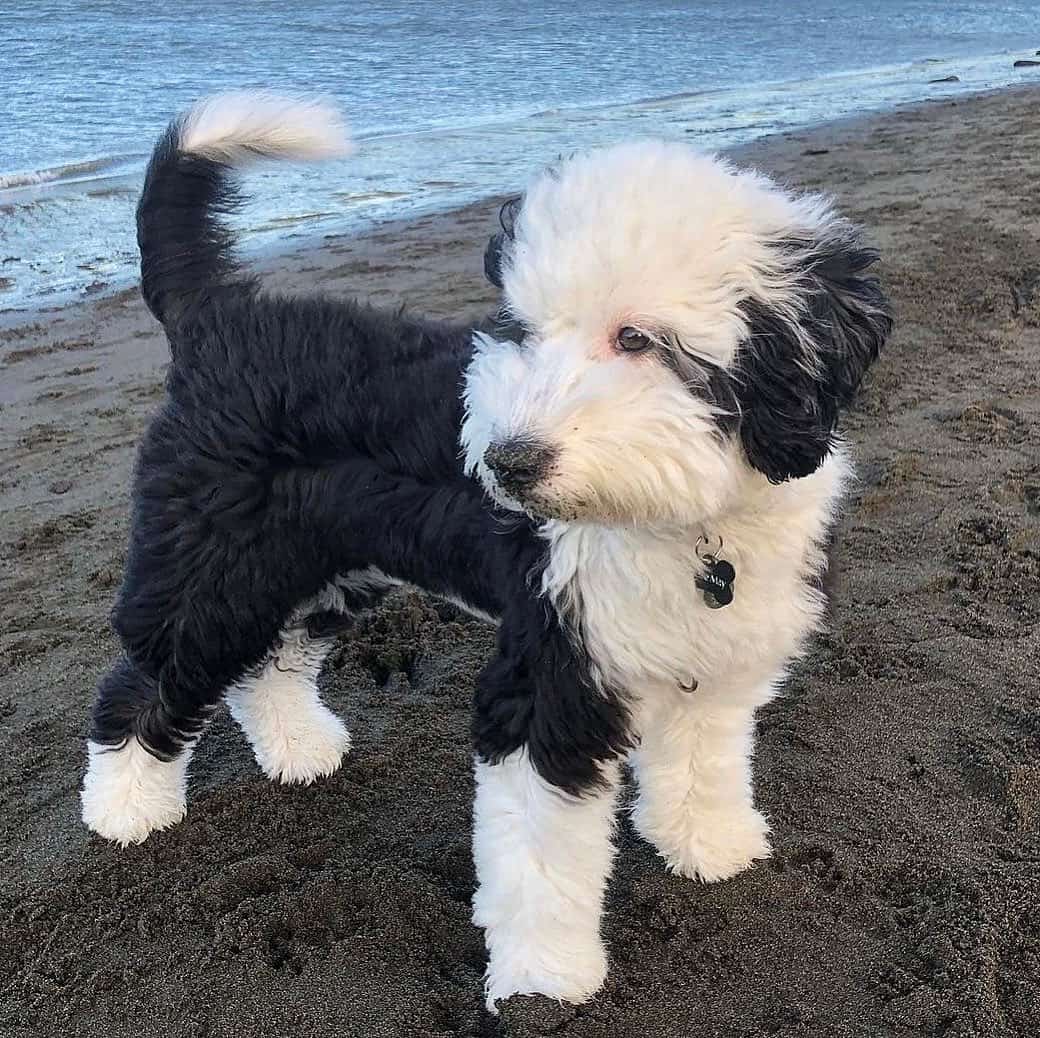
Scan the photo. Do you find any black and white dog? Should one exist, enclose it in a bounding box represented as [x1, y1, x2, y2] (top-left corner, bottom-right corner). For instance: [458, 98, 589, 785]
[81, 93, 890, 1009]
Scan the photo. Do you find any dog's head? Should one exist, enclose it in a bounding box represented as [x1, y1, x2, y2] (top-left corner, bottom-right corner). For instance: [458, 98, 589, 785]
[464, 141, 891, 526]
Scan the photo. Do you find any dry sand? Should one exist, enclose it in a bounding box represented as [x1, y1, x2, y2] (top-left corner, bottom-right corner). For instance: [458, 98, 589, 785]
[2, 86, 1039, 1037]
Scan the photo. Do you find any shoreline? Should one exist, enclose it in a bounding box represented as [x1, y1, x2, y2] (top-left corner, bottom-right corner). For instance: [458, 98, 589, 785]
[3, 75, 1040, 324]
[2, 82, 1039, 1036]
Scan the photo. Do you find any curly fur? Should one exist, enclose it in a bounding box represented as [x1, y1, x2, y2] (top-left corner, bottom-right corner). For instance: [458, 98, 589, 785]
[81, 94, 890, 1013]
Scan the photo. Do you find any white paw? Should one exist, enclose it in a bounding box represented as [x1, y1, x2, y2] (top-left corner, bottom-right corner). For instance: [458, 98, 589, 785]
[482, 936, 607, 1013]
[253, 703, 351, 785]
[81, 739, 190, 846]
[640, 804, 772, 883]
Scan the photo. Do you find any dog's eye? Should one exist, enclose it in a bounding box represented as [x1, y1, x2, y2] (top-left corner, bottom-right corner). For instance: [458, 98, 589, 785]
[616, 327, 655, 353]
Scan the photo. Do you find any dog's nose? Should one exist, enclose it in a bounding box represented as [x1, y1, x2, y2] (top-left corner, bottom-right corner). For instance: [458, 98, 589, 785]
[483, 440, 555, 489]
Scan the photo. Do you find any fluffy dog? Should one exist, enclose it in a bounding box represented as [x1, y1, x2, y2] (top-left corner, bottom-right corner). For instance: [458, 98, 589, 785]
[81, 92, 890, 1009]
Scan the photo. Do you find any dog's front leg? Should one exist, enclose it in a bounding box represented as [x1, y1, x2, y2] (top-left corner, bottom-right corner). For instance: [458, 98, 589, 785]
[472, 751, 620, 1011]
[630, 689, 771, 882]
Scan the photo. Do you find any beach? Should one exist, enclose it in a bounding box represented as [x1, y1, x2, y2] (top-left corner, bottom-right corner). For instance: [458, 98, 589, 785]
[4, 0, 1039, 313]
[2, 84, 1039, 1036]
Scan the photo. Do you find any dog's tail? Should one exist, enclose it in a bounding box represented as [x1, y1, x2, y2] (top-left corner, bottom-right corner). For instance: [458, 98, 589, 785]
[137, 91, 349, 325]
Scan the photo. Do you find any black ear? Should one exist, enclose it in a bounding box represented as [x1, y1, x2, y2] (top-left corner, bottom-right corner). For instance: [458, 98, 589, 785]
[736, 228, 892, 482]
[483, 196, 521, 289]
[483, 231, 508, 289]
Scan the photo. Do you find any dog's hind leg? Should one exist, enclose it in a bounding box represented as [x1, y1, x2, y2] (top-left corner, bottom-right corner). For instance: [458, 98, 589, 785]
[82, 542, 302, 844]
[81, 657, 204, 845]
[225, 571, 398, 784]
[224, 617, 351, 785]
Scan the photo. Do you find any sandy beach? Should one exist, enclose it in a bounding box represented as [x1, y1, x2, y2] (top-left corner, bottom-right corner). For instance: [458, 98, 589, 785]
[2, 85, 1039, 1037]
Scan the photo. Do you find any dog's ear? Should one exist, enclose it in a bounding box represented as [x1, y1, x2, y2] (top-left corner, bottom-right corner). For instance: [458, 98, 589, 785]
[483, 231, 508, 289]
[483, 197, 522, 289]
[736, 225, 892, 482]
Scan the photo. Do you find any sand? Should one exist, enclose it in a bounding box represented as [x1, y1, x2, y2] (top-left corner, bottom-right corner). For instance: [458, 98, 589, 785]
[1, 86, 1038, 1037]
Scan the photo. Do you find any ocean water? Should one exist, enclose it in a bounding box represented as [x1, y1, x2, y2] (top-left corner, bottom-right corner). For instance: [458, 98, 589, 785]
[2, 0, 1038, 312]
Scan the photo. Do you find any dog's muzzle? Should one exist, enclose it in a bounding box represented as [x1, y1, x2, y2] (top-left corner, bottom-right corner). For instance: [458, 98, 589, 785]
[483, 439, 557, 498]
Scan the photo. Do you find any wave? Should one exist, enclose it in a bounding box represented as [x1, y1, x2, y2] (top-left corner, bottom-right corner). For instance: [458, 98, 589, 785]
[1, 47, 1002, 203]
[1, 42, 1029, 314]
[351, 55, 961, 148]
[0, 153, 144, 191]
[250, 211, 339, 232]
[333, 189, 411, 203]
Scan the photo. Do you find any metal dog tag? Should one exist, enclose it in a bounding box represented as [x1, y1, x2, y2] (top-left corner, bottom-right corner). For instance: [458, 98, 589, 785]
[695, 557, 735, 609]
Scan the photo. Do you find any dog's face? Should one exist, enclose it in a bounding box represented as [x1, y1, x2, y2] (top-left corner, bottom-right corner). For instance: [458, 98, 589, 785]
[463, 142, 891, 526]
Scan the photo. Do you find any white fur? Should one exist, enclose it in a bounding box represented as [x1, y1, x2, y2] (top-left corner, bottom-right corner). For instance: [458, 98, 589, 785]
[630, 695, 770, 881]
[463, 331, 738, 524]
[540, 450, 846, 694]
[461, 142, 847, 528]
[530, 457, 844, 887]
[226, 626, 351, 784]
[179, 91, 350, 165]
[473, 752, 620, 1011]
[81, 738, 193, 845]
[502, 142, 841, 373]
[460, 138, 862, 1002]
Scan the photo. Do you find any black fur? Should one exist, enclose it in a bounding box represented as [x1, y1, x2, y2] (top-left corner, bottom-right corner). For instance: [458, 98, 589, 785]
[482, 197, 520, 290]
[483, 232, 508, 289]
[136, 122, 254, 327]
[473, 557, 633, 796]
[91, 120, 631, 795]
[735, 232, 891, 482]
[660, 349, 742, 435]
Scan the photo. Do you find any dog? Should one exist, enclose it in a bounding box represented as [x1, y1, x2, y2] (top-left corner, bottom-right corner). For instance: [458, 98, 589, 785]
[80, 91, 891, 1010]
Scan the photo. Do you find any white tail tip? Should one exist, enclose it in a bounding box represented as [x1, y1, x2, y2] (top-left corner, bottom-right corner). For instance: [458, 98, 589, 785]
[178, 90, 351, 165]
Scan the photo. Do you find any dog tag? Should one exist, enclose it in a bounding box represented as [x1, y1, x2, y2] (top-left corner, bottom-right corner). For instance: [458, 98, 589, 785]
[695, 557, 735, 609]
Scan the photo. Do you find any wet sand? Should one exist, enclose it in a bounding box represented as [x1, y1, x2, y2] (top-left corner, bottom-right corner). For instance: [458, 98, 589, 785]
[1, 86, 1039, 1037]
